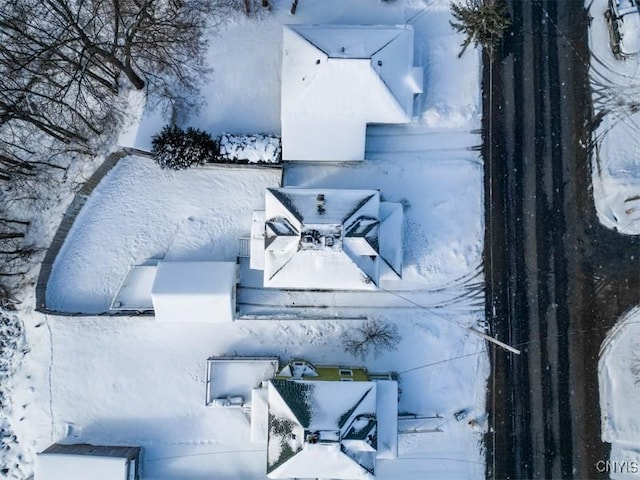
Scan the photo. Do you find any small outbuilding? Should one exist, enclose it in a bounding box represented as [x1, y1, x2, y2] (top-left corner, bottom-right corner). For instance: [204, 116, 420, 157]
[35, 443, 141, 480]
[151, 261, 236, 323]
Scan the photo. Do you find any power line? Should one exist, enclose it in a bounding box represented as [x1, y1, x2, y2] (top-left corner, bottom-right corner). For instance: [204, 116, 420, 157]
[399, 350, 487, 374]
[404, 5, 430, 26]
[379, 287, 519, 353]
[379, 287, 479, 333]
[144, 449, 266, 463]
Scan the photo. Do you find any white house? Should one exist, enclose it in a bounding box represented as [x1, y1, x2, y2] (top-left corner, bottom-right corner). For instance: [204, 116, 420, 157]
[262, 377, 398, 479]
[250, 188, 402, 290]
[281, 24, 423, 161]
[35, 443, 141, 480]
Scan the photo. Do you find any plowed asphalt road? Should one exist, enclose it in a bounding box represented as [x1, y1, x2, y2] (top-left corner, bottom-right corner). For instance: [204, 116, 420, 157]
[483, 0, 640, 478]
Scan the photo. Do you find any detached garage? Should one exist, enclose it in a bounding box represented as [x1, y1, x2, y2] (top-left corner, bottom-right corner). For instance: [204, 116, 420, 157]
[151, 261, 237, 323]
[36, 443, 141, 480]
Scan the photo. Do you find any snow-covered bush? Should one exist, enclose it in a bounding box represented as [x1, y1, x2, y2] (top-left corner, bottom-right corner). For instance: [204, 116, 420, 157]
[152, 129, 281, 168]
[218, 133, 281, 164]
[0, 310, 25, 476]
[151, 125, 219, 170]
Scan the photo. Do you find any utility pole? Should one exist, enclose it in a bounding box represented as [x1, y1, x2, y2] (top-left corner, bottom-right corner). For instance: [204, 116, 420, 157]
[468, 326, 521, 355]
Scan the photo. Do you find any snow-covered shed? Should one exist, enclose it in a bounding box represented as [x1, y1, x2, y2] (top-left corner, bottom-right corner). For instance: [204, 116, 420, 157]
[281, 24, 423, 161]
[264, 378, 397, 479]
[250, 188, 402, 290]
[151, 261, 236, 323]
[35, 443, 141, 480]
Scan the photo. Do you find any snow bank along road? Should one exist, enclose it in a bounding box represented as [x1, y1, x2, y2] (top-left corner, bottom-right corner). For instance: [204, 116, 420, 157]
[484, 0, 640, 478]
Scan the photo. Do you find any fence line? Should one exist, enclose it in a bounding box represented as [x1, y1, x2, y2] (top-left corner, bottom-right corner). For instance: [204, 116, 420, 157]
[34, 150, 130, 313]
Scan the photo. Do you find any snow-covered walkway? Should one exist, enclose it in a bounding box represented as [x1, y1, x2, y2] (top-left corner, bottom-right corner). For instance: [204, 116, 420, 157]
[365, 125, 482, 160]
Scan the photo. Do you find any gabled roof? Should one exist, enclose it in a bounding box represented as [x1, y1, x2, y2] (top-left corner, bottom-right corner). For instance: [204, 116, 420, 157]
[262, 188, 396, 290]
[281, 25, 422, 161]
[266, 379, 377, 479]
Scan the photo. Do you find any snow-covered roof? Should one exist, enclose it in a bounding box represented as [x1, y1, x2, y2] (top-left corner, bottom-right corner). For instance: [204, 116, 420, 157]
[35, 453, 129, 480]
[375, 380, 398, 459]
[251, 386, 269, 444]
[277, 361, 319, 379]
[281, 24, 422, 161]
[254, 188, 402, 290]
[151, 261, 236, 322]
[266, 379, 381, 479]
[110, 264, 157, 311]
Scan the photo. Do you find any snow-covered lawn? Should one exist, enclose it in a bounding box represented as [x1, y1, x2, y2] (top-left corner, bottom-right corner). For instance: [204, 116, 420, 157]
[126, 0, 480, 149]
[10, 310, 487, 480]
[285, 130, 483, 289]
[46, 158, 280, 314]
[47, 143, 482, 315]
[587, 0, 640, 235]
[5, 0, 489, 479]
[599, 306, 640, 479]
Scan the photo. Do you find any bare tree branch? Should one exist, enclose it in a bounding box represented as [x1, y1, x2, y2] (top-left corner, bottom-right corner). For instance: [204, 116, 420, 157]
[342, 320, 401, 359]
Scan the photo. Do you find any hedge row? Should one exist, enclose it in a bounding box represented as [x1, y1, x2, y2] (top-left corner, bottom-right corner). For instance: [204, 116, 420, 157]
[151, 125, 281, 170]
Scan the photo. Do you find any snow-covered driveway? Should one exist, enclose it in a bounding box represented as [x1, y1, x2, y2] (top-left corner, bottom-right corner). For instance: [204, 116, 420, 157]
[588, 0, 640, 234]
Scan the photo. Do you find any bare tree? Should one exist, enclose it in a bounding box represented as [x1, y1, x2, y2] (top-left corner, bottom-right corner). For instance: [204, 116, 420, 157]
[0, 220, 35, 307]
[342, 320, 401, 359]
[0, 120, 83, 185]
[0, 309, 26, 478]
[0, 0, 237, 186]
[1, 0, 227, 128]
[0, 0, 254, 300]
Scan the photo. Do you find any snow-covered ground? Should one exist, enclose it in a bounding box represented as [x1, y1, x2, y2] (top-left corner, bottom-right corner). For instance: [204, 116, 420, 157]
[285, 130, 482, 289]
[9, 311, 487, 480]
[46, 158, 281, 314]
[587, 0, 640, 234]
[599, 305, 640, 479]
[589, 1, 640, 475]
[4, 0, 489, 479]
[46, 142, 482, 315]
[125, 0, 480, 150]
